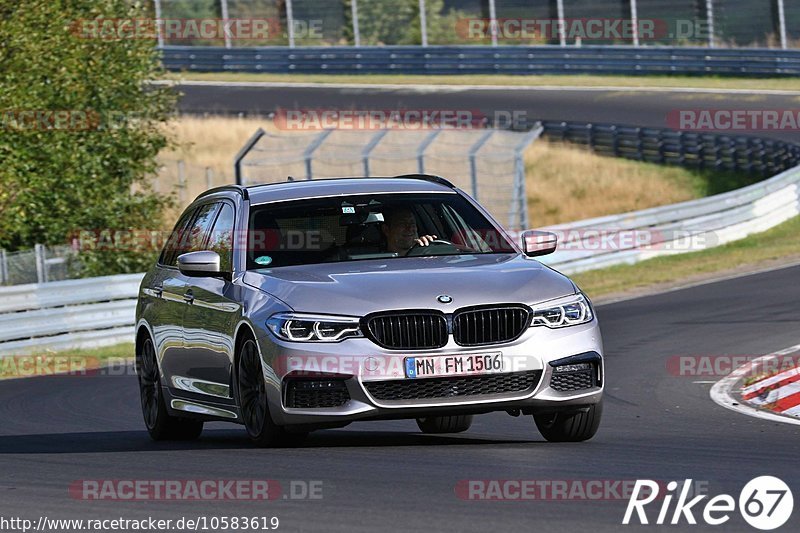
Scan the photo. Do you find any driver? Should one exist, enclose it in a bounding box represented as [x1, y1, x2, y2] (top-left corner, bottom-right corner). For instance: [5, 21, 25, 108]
[381, 207, 437, 255]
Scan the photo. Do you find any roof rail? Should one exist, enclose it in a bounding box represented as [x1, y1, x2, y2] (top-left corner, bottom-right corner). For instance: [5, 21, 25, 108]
[390, 174, 455, 189]
[195, 184, 250, 201]
[242, 174, 456, 191]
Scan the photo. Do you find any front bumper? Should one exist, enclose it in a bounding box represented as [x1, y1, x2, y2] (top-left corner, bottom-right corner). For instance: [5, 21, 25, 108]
[256, 319, 604, 427]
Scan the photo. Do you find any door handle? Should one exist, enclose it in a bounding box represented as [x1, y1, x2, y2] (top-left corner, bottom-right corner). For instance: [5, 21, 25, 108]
[183, 289, 194, 304]
[147, 285, 163, 298]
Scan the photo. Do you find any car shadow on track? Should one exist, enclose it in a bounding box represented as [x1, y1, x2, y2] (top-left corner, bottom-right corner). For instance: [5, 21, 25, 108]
[0, 429, 539, 454]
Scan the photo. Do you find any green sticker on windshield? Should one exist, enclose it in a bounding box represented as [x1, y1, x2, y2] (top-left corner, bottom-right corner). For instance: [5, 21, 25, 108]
[255, 256, 273, 266]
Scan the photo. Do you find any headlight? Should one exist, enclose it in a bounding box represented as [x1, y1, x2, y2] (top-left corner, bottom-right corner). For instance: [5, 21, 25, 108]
[267, 313, 363, 342]
[530, 293, 594, 328]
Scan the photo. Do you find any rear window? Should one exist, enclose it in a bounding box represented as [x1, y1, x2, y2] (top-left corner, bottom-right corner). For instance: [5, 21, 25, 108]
[247, 193, 515, 269]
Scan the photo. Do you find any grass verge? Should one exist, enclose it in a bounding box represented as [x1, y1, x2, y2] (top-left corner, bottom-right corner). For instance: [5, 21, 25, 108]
[573, 215, 800, 300]
[164, 72, 800, 91]
[523, 141, 750, 225]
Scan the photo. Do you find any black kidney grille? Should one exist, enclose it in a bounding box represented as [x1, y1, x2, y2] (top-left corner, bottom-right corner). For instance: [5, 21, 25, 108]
[365, 313, 448, 350]
[453, 306, 530, 346]
[364, 371, 542, 402]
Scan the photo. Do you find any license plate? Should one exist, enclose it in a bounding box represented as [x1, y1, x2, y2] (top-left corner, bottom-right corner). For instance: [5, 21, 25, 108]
[404, 353, 504, 379]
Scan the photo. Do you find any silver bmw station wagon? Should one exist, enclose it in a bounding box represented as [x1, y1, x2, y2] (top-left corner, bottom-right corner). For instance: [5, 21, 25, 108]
[135, 175, 603, 446]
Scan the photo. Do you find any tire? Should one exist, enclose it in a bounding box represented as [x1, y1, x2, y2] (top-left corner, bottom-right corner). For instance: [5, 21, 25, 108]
[533, 401, 602, 442]
[236, 337, 306, 447]
[416, 415, 473, 434]
[136, 337, 203, 441]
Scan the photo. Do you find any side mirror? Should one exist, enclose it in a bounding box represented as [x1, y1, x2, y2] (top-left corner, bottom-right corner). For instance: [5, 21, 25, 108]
[177, 251, 222, 277]
[521, 230, 558, 257]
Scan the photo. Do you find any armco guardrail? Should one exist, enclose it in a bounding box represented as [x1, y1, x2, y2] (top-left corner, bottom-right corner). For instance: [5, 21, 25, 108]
[538, 163, 800, 274]
[161, 45, 800, 76]
[0, 273, 144, 356]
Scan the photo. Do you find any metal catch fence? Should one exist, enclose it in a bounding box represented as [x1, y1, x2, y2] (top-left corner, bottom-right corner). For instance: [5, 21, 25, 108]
[0, 245, 77, 286]
[235, 125, 544, 230]
[154, 0, 800, 49]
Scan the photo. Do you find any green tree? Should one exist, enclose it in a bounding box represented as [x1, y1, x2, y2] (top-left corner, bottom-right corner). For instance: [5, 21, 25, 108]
[0, 0, 176, 276]
[157, 0, 223, 46]
[343, 0, 470, 45]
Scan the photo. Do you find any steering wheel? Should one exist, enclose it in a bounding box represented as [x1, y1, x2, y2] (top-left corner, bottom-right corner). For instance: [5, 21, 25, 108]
[404, 238, 458, 257]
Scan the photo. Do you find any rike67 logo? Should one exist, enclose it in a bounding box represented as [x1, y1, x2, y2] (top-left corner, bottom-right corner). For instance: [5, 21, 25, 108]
[623, 477, 793, 530]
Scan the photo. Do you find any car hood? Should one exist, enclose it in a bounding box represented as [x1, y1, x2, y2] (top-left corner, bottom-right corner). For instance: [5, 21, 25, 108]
[242, 254, 576, 316]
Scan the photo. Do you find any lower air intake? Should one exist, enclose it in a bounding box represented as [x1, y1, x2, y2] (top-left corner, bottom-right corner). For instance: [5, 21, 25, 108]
[364, 371, 542, 402]
[285, 379, 350, 408]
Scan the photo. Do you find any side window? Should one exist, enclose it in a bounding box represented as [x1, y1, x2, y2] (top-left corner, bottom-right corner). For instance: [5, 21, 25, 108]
[208, 203, 235, 273]
[160, 203, 219, 268]
[185, 203, 220, 255]
[159, 208, 196, 267]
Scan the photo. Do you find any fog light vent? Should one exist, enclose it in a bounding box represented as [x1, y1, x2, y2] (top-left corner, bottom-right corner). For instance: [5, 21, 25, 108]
[550, 363, 595, 392]
[285, 379, 350, 408]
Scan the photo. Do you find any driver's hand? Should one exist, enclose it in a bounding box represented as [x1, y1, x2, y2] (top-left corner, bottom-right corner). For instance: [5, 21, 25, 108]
[414, 235, 438, 247]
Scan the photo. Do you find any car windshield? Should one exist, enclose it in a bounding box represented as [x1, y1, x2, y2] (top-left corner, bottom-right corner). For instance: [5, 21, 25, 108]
[247, 192, 516, 269]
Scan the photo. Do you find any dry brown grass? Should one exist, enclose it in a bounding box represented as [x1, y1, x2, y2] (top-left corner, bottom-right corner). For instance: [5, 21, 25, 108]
[154, 117, 275, 207]
[524, 141, 703, 226]
[162, 116, 273, 175]
[157, 117, 705, 225]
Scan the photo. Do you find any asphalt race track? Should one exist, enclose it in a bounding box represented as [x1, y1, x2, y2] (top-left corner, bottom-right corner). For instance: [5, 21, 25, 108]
[1, 264, 798, 532]
[176, 83, 800, 142]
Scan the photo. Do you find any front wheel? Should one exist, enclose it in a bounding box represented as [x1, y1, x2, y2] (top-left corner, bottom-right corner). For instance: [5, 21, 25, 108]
[136, 337, 203, 441]
[237, 338, 306, 447]
[416, 415, 473, 434]
[533, 401, 602, 442]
